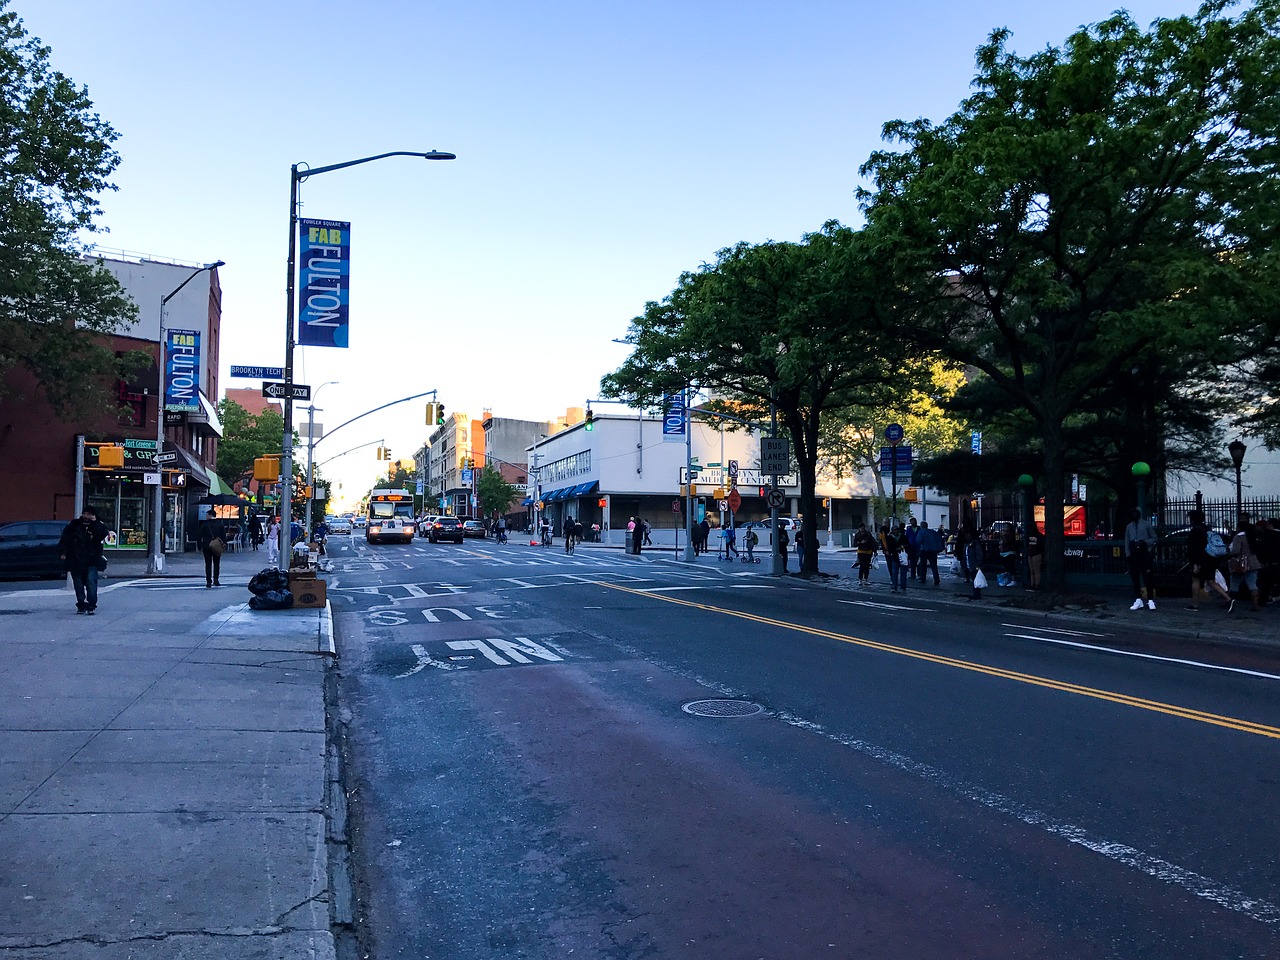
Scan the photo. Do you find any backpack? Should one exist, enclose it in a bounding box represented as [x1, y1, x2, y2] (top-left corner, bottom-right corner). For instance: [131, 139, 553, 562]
[1205, 530, 1228, 557]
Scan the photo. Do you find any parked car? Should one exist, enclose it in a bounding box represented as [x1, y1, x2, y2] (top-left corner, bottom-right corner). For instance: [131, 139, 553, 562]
[327, 516, 352, 536]
[427, 516, 465, 544]
[0, 520, 68, 579]
[462, 520, 487, 539]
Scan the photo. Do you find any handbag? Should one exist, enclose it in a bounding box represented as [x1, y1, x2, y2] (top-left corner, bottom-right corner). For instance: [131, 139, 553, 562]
[973, 569, 989, 589]
[1228, 552, 1250, 575]
[95, 555, 108, 572]
[208, 537, 226, 557]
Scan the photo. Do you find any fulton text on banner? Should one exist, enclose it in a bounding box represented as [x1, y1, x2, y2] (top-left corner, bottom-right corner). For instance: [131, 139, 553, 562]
[297, 218, 351, 348]
[662, 392, 686, 443]
[164, 329, 201, 411]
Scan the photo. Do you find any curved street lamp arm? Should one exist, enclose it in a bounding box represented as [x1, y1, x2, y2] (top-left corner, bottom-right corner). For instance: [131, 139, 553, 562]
[296, 151, 456, 182]
[311, 389, 437, 450]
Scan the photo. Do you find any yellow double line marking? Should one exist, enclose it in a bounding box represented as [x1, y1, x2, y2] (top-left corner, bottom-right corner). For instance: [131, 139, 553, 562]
[597, 582, 1280, 740]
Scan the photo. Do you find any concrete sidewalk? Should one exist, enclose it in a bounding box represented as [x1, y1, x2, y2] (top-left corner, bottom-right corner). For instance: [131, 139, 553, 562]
[0, 548, 342, 959]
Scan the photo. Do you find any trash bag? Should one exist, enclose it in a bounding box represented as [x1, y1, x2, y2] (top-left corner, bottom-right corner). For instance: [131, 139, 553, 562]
[249, 589, 294, 610]
[248, 568, 289, 596]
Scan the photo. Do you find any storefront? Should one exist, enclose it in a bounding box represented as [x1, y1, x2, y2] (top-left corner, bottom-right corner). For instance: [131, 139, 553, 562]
[82, 438, 206, 552]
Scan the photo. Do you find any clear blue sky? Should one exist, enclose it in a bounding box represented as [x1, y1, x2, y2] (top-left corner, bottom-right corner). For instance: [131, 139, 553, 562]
[25, 0, 1203, 505]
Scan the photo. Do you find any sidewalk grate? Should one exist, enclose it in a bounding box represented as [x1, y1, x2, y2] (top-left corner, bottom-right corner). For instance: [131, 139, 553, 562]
[682, 699, 764, 718]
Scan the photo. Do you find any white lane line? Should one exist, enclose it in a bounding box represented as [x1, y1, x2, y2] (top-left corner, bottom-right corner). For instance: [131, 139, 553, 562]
[729, 584, 775, 589]
[639, 586, 705, 592]
[1004, 634, 1280, 682]
[1001, 622, 1110, 638]
[838, 599, 929, 611]
[602, 635, 1280, 926]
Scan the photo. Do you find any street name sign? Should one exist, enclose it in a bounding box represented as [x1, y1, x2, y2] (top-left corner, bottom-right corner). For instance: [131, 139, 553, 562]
[231, 365, 284, 379]
[262, 381, 311, 401]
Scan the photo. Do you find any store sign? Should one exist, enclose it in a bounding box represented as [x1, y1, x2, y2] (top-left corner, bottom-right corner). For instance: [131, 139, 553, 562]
[164, 329, 201, 411]
[85, 438, 158, 472]
[297, 218, 351, 348]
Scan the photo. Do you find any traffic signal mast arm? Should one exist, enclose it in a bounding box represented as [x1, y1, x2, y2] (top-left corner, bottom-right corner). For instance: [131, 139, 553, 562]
[309, 389, 438, 451]
[318, 439, 387, 469]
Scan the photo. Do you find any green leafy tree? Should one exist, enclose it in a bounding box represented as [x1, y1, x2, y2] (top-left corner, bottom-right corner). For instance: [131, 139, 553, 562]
[476, 464, 520, 519]
[859, 0, 1280, 589]
[818, 359, 969, 514]
[216, 399, 291, 487]
[604, 225, 910, 575]
[0, 1, 142, 419]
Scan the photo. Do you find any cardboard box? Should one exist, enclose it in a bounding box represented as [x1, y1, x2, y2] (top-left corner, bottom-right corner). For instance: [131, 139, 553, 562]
[288, 576, 326, 608]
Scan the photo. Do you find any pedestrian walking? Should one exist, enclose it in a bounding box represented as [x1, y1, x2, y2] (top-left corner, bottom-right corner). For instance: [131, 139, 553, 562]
[642, 519, 652, 546]
[722, 523, 739, 560]
[58, 506, 108, 615]
[905, 517, 921, 582]
[853, 523, 877, 585]
[1026, 525, 1043, 590]
[1227, 513, 1263, 612]
[699, 518, 711, 558]
[1123, 508, 1158, 610]
[197, 508, 228, 588]
[744, 526, 758, 562]
[248, 513, 263, 551]
[959, 520, 985, 599]
[1184, 509, 1232, 610]
[915, 520, 942, 585]
[266, 516, 281, 565]
[880, 523, 908, 591]
[778, 522, 790, 572]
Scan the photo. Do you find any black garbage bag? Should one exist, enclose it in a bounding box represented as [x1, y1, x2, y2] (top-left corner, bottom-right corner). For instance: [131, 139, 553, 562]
[249, 589, 294, 610]
[248, 568, 289, 596]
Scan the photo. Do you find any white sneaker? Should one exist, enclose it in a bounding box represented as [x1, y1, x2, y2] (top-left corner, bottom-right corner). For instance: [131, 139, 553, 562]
[1147, 599, 1156, 610]
[1130, 598, 1144, 610]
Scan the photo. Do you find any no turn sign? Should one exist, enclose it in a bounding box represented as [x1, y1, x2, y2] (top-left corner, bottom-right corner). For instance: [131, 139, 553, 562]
[766, 488, 785, 509]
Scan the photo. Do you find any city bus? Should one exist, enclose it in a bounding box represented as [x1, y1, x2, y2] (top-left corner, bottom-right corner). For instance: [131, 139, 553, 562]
[366, 488, 416, 544]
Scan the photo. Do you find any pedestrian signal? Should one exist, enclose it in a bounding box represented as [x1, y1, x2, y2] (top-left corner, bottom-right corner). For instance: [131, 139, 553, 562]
[97, 445, 125, 468]
[253, 457, 280, 482]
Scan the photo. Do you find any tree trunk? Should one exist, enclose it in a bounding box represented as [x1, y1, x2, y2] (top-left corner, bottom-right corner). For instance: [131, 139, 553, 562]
[1040, 428, 1068, 592]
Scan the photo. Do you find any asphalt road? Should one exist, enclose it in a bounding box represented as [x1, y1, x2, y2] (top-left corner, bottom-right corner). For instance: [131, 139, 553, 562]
[327, 532, 1280, 960]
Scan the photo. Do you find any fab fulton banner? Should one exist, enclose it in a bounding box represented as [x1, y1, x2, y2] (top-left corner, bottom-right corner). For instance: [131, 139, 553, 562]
[164, 329, 201, 411]
[662, 392, 686, 443]
[297, 219, 351, 348]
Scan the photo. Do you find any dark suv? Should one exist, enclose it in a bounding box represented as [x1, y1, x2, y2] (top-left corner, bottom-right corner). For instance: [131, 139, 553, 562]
[428, 516, 465, 544]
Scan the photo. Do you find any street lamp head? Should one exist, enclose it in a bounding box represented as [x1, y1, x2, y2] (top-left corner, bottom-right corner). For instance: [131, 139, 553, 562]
[423, 150, 456, 160]
[1228, 438, 1247, 468]
[207, 260, 226, 269]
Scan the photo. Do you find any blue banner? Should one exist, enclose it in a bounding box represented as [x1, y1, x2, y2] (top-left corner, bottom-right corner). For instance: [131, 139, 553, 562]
[662, 392, 686, 443]
[297, 218, 351, 348]
[164, 328, 201, 411]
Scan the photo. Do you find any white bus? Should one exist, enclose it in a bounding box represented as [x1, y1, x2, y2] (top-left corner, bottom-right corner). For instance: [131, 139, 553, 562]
[366, 489, 416, 544]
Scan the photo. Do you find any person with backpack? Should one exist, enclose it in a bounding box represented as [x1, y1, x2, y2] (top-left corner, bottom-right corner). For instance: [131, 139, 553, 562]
[744, 526, 758, 562]
[1185, 509, 1231, 611]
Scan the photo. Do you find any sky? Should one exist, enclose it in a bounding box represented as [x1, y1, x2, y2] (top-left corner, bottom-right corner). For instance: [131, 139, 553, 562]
[23, 0, 1205, 508]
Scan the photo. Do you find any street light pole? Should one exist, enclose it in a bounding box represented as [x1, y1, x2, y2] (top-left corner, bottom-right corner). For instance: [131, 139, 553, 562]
[148, 259, 224, 576]
[277, 150, 454, 570]
[1228, 438, 1247, 519]
[303, 380, 339, 537]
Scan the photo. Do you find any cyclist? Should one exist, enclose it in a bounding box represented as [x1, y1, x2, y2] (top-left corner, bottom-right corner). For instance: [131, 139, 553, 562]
[564, 516, 577, 554]
[539, 517, 552, 547]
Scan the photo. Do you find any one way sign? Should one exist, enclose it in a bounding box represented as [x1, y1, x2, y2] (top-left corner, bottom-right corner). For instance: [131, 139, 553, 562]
[262, 381, 311, 401]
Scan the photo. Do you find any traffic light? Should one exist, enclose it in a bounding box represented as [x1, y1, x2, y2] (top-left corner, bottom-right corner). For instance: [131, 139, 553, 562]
[97, 445, 124, 468]
[436, 403, 446, 425]
[584, 408, 594, 431]
[253, 457, 280, 482]
[425, 402, 437, 425]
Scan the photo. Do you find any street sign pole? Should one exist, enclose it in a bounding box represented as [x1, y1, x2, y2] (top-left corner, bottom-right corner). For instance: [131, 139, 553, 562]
[683, 386, 695, 562]
[770, 391, 782, 576]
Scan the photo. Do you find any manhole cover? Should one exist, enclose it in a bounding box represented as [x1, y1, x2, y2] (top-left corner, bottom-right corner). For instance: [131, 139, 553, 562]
[682, 699, 764, 718]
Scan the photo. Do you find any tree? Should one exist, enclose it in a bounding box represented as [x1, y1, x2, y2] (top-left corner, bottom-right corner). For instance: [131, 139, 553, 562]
[604, 225, 910, 575]
[216, 399, 290, 487]
[476, 465, 520, 519]
[859, 0, 1280, 589]
[0, 1, 142, 419]
[818, 359, 969, 516]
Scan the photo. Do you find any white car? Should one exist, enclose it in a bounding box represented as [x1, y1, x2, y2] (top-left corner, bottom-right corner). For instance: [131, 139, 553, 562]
[352, 516, 367, 529]
[328, 516, 352, 535]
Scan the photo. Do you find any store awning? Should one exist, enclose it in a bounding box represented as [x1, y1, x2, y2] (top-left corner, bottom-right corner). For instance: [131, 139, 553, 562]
[521, 497, 534, 506]
[185, 391, 224, 438]
[571, 480, 599, 497]
[207, 472, 235, 496]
